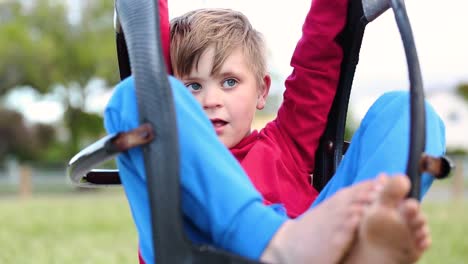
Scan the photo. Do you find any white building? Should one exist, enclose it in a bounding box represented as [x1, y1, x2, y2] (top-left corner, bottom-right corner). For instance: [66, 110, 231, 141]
[350, 90, 468, 152]
[427, 91, 468, 152]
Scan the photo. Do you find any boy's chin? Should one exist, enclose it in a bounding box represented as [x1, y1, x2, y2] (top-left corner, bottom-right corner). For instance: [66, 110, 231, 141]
[218, 136, 239, 149]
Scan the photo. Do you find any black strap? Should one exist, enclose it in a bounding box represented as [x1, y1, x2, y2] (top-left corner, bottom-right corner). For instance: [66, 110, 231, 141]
[314, 0, 426, 200]
[313, 0, 367, 191]
[116, 32, 131, 80]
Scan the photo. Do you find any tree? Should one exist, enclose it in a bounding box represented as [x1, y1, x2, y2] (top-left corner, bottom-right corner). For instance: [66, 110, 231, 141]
[0, 0, 119, 157]
[456, 82, 468, 102]
[0, 108, 57, 162]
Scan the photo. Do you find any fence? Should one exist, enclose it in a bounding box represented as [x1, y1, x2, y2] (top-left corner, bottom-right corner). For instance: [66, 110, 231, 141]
[0, 156, 467, 199]
[0, 159, 74, 197]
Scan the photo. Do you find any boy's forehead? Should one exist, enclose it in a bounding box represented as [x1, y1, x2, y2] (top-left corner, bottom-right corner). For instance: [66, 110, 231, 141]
[190, 46, 248, 76]
[189, 46, 216, 76]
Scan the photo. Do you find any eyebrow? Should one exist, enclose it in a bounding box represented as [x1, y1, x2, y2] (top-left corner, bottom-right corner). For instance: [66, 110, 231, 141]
[179, 75, 202, 83]
[215, 70, 242, 79]
[181, 68, 243, 81]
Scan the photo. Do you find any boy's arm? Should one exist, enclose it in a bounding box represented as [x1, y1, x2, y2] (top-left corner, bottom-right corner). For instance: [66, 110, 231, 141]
[158, 0, 171, 73]
[275, 0, 348, 172]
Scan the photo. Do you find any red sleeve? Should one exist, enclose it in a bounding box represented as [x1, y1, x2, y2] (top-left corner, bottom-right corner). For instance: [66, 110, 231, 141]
[274, 0, 348, 171]
[158, 0, 172, 74]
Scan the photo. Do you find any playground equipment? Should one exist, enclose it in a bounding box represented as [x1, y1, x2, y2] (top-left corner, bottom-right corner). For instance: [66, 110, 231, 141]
[68, 0, 453, 263]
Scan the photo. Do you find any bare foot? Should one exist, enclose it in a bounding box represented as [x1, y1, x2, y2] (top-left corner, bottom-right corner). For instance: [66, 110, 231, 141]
[344, 175, 431, 264]
[262, 179, 379, 264]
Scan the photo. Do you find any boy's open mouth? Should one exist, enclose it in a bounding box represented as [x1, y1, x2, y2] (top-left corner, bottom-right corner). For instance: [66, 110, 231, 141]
[210, 118, 228, 134]
[210, 118, 228, 128]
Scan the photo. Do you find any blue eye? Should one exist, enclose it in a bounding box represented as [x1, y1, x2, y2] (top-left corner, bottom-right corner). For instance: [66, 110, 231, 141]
[223, 79, 238, 89]
[186, 83, 202, 91]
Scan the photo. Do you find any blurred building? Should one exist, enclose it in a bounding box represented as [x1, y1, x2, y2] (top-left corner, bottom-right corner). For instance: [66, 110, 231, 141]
[350, 90, 468, 153]
[427, 91, 468, 152]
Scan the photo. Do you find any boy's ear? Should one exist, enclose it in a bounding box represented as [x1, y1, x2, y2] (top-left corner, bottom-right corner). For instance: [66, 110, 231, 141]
[256, 74, 271, 110]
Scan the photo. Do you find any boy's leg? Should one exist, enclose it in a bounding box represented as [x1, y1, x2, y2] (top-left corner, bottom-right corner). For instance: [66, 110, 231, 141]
[313, 91, 446, 206]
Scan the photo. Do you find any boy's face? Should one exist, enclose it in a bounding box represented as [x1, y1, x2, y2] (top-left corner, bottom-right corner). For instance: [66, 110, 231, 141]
[178, 46, 270, 148]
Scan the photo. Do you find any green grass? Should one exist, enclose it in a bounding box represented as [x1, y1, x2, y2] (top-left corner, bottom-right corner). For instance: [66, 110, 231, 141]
[0, 192, 467, 263]
[0, 191, 137, 264]
[419, 201, 468, 264]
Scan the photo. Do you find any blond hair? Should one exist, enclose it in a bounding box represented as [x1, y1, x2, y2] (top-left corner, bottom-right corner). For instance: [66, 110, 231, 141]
[170, 8, 267, 85]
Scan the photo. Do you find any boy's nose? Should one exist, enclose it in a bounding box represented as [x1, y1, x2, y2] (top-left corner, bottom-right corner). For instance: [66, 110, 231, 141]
[202, 88, 223, 109]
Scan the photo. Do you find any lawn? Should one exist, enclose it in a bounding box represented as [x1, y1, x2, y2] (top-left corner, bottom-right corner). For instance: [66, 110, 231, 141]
[419, 201, 468, 264]
[0, 191, 467, 264]
[0, 191, 137, 264]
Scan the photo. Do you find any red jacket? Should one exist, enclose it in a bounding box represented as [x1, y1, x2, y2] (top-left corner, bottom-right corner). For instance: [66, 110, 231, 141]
[230, 0, 347, 218]
[157, 0, 346, 218]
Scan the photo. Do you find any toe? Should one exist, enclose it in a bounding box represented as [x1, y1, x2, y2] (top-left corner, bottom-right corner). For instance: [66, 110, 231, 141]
[378, 175, 411, 208]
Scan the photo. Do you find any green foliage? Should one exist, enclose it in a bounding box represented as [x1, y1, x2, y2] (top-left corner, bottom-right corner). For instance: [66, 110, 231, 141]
[65, 107, 105, 157]
[0, 108, 57, 162]
[0, 0, 118, 95]
[0, 108, 35, 161]
[36, 141, 69, 164]
[0, 0, 118, 162]
[446, 148, 467, 156]
[456, 82, 468, 102]
[0, 1, 66, 94]
[344, 109, 357, 141]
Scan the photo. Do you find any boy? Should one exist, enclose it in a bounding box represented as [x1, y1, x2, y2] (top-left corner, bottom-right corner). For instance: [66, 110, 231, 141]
[106, 74, 430, 264]
[106, 0, 436, 262]
[169, 2, 445, 218]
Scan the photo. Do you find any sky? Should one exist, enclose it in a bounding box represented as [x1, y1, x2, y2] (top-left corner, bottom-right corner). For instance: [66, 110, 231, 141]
[6, 0, 468, 123]
[167, 0, 468, 94]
